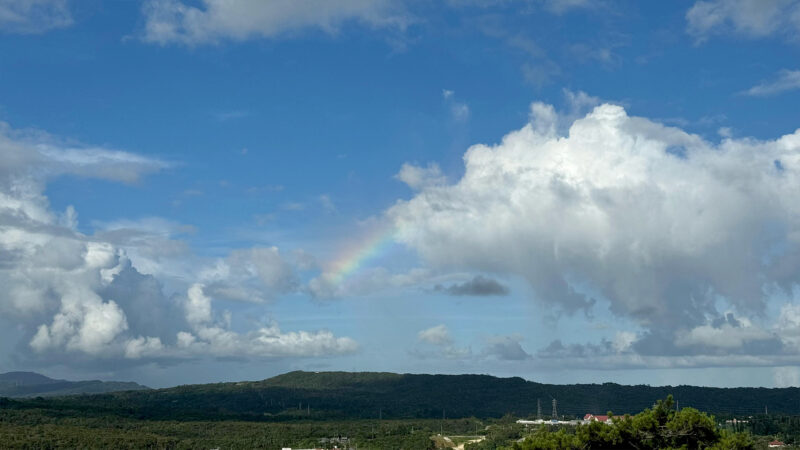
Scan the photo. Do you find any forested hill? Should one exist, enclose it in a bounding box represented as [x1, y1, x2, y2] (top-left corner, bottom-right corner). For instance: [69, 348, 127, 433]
[2, 371, 796, 421]
[0, 371, 149, 398]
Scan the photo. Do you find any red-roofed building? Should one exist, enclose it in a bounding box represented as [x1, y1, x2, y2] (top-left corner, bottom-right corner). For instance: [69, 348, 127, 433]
[583, 414, 612, 424]
[768, 440, 785, 448]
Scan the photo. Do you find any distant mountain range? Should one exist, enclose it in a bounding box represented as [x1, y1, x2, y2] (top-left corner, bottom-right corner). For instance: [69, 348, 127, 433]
[0, 371, 149, 398]
[3, 371, 797, 420]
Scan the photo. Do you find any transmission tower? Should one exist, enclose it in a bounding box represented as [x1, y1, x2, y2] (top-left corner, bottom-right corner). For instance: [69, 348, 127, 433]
[537, 399, 542, 419]
[552, 399, 558, 420]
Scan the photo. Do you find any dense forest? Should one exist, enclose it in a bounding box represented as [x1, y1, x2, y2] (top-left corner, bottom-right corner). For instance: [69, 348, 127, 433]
[2, 371, 795, 422]
[3, 371, 800, 448]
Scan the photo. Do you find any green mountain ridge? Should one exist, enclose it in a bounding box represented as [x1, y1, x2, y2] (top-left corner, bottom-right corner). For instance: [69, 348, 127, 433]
[0, 371, 149, 398]
[2, 371, 796, 421]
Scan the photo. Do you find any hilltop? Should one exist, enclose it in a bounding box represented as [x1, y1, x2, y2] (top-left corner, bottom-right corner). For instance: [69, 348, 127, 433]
[2, 371, 795, 421]
[0, 371, 149, 398]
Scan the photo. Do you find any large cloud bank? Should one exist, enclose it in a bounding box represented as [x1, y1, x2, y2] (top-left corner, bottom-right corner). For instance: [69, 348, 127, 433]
[390, 101, 800, 367]
[0, 122, 357, 364]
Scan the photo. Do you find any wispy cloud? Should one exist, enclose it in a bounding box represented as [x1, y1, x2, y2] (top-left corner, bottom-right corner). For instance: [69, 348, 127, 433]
[742, 69, 800, 96]
[442, 89, 470, 122]
[141, 0, 409, 46]
[686, 0, 800, 43]
[0, 0, 72, 34]
[212, 110, 250, 122]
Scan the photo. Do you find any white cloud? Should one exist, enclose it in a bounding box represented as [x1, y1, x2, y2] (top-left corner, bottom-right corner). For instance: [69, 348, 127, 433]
[742, 69, 800, 96]
[450, 103, 470, 121]
[0, 122, 168, 184]
[0, 120, 357, 363]
[413, 324, 471, 360]
[541, 0, 592, 14]
[308, 265, 437, 299]
[124, 336, 164, 359]
[674, 322, 775, 350]
[447, 0, 593, 14]
[141, 0, 407, 45]
[774, 366, 800, 387]
[92, 217, 194, 278]
[389, 99, 800, 361]
[442, 89, 470, 122]
[162, 283, 359, 359]
[199, 247, 298, 303]
[0, 123, 170, 354]
[185, 283, 212, 326]
[395, 162, 446, 191]
[521, 60, 561, 87]
[319, 194, 336, 213]
[418, 324, 453, 345]
[0, 0, 72, 34]
[686, 0, 800, 41]
[612, 331, 636, 353]
[482, 334, 531, 360]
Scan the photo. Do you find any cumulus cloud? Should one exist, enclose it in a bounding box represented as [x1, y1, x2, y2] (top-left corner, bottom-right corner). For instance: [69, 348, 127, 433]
[93, 217, 194, 278]
[415, 326, 536, 362]
[686, 0, 800, 42]
[389, 98, 800, 366]
[0, 0, 72, 34]
[395, 162, 446, 191]
[482, 334, 531, 360]
[742, 69, 800, 96]
[141, 0, 407, 45]
[418, 324, 453, 345]
[413, 324, 471, 359]
[165, 283, 358, 359]
[0, 121, 357, 363]
[199, 247, 298, 303]
[674, 314, 779, 352]
[434, 275, 510, 296]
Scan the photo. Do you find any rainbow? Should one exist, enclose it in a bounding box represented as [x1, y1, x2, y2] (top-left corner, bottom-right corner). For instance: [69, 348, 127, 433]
[323, 223, 399, 286]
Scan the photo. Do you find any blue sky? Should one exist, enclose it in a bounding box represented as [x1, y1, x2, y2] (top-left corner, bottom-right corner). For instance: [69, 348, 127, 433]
[2, 0, 800, 389]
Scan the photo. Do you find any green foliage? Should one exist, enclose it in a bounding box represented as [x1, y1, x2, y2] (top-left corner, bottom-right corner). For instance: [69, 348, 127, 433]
[1, 373, 795, 449]
[3, 371, 798, 422]
[465, 423, 525, 450]
[513, 396, 756, 450]
[0, 410, 474, 449]
[513, 428, 580, 450]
